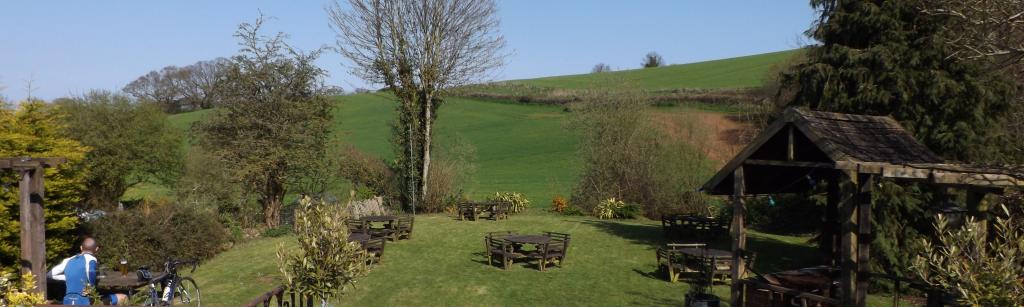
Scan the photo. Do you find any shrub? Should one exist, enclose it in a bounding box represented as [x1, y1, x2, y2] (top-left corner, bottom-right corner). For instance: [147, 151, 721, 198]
[913, 205, 1024, 305]
[550, 196, 569, 213]
[278, 196, 368, 303]
[594, 198, 625, 219]
[338, 146, 398, 205]
[0, 272, 45, 307]
[569, 92, 713, 218]
[261, 226, 292, 238]
[591, 63, 612, 73]
[614, 203, 641, 219]
[86, 201, 230, 269]
[491, 192, 530, 213]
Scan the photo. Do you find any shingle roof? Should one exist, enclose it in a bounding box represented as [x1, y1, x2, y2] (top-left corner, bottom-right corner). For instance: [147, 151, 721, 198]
[792, 108, 944, 164]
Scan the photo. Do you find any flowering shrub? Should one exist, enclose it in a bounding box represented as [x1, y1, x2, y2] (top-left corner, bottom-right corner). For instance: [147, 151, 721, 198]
[0, 272, 45, 307]
[594, 198, 625, 219]
[551, 196, 569, 213]
[491, 192, 531, 213]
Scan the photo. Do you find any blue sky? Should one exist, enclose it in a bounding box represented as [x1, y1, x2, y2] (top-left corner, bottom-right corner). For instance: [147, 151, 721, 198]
[0, 1, 816, 101]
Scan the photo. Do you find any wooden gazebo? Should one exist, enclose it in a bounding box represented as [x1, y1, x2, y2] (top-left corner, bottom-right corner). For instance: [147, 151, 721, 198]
[701, 108, 1024, 306]
[2, 157, 65, 294]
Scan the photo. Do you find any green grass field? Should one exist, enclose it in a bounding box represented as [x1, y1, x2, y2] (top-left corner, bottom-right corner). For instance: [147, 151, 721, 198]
[192, 214, 900, 306]
[511, 49, 800, 91]
[146, 50, 800, 201]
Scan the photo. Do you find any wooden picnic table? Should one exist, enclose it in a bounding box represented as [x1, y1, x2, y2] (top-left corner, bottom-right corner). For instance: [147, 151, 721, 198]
[677, 247, 731, 258]
[97, 271, 166, 289]
[504, 235, 550, 245]
[347, 233, 371, 244]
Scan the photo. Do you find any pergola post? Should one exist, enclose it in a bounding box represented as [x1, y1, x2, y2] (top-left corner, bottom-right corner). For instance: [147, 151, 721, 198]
[730, 166, 746, 306]
[839, 171, 859, 306]
[18, 167, 47, 294]
[856, 174, 874, 306]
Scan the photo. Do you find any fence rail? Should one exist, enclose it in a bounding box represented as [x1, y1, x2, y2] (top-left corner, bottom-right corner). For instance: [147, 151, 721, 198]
[243, 285, 315, 307]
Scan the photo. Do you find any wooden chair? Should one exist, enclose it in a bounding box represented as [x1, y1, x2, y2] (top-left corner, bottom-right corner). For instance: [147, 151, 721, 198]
[656, 243, 706, 282]
[542, 232, 571, 264]
[487, 202, 510, 220]
[458, 203, 480, 221]
[486, 236, 523, 270]
[396, 215, 414, 240]
[529, 242, 566, 271]
[346, 219, 369, 235]
[364, 238, 386, 265]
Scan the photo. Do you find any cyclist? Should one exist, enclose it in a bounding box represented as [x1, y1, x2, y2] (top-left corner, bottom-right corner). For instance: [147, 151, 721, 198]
[49, 237, 129, 305]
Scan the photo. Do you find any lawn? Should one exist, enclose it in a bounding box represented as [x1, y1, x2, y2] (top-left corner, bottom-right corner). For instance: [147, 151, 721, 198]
[191, 213, 824, 307]
[192, 213, 904, 306]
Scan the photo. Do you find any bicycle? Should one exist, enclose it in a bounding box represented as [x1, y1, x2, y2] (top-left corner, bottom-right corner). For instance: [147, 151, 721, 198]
[135, 258, 201, 306]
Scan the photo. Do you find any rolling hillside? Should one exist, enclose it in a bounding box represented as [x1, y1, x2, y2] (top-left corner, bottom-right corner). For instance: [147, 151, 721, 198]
[511, 49, 799, 91]
[145, 50, 797, 202]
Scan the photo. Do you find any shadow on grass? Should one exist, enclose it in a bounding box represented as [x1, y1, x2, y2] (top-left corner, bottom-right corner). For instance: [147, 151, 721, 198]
[577, 219, 667, 247]
[746, 234, 822, 274]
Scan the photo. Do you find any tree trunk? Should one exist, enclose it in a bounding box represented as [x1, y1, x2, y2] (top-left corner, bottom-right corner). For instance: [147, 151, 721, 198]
[263, 179, 285, 228]
[407, 108, 419, 215]
[420, 92, 433, 209]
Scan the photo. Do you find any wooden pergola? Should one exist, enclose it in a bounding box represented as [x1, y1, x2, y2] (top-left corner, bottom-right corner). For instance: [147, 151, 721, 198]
[2, 157, 65, 294]
[701, 108, 1024, 306]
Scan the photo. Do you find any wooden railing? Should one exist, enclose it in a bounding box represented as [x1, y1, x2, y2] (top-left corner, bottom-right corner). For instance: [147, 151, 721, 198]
[243, 286, 315, 307]
[740, 273, 953, 307]
[739, 279, 840, 307]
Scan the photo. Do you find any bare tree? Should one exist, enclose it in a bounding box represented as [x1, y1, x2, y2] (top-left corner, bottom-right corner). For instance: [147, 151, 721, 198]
[328, 0, 506, 213]
[124, 58, 228, 112]
[592, 63, 612, 73]
[922, 0, 1024, 70]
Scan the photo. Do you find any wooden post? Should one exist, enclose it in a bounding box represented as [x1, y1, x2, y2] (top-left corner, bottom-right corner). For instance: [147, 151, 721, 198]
[822, 172, 840, 266]
[856, 174, 874, 306]
[730, 166, 746, 307]
[839, 171, 859, 307]
[19, 168, 47, 293]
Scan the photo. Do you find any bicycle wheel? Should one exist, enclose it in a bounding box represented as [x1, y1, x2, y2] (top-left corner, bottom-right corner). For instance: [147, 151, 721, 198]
[130, 288, 159, 306]
[173, 277, 201, 306]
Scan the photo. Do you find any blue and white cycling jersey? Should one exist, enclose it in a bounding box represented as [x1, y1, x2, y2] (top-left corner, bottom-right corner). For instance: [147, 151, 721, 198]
[50, 252, 115, 305]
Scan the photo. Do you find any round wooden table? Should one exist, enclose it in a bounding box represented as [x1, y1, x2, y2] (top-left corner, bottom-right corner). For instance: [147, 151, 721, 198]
[504, 235, 551, 245]
[678, 247, 731, 258]
[359, 215, 398, 222]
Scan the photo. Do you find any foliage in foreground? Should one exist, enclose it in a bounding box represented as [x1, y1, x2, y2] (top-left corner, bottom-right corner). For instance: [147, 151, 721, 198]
[278, 196, 368, 304]
[913, 206, 1024, 306]
[0, 272, 45, 307]
[569, 92, 712, 218]
[195, 17, 333, 227]
[0, 101, 88, 272]
[86, 201, 230, 269]
[56, 90, 182, 210]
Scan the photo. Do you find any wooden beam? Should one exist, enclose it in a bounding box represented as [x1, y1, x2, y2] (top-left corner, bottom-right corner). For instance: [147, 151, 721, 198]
[856, 174, 874, 306]
[744, 159, 835, 169]
[839, 170, 859, 307]
[730, 166, 747, 307]
[787, 125, 795, 161]
[702, 110, 800, 194]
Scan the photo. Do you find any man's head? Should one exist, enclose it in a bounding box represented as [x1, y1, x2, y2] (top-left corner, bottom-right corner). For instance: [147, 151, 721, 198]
[80, 237, 98, 254]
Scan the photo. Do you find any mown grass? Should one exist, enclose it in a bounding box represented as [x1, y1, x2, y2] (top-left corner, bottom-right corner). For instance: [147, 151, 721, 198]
[190, 213, 899, 306]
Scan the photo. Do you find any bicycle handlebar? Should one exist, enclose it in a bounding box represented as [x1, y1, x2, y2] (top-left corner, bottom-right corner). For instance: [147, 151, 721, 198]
[165, 258, 199, 274]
